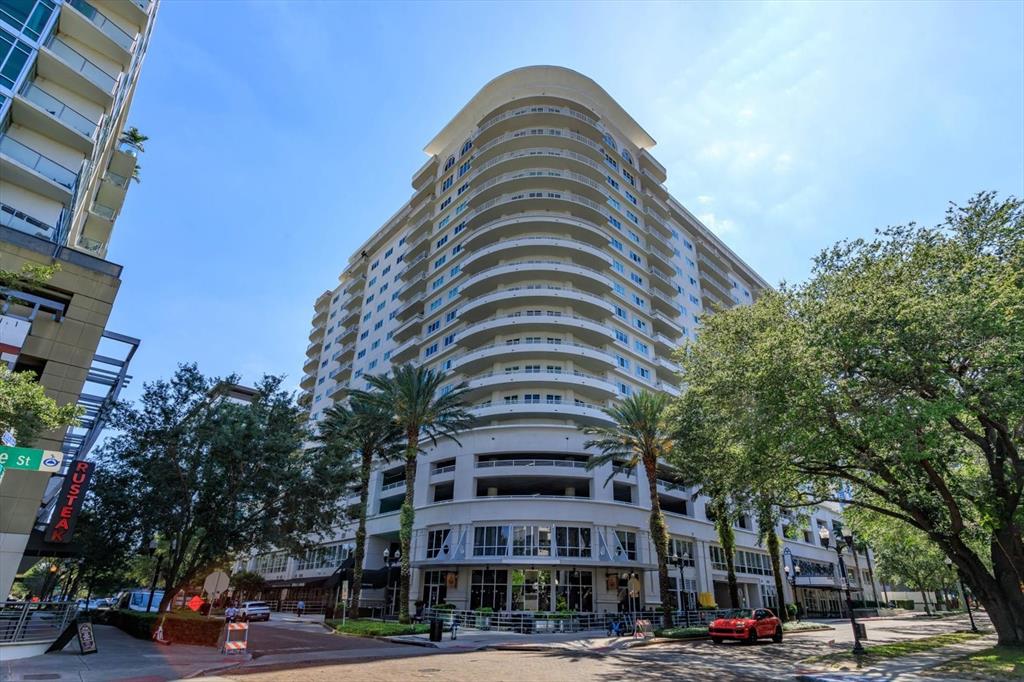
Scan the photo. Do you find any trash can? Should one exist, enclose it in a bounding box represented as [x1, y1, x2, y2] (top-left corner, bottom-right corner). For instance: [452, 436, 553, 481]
[429, 618, 443, 642]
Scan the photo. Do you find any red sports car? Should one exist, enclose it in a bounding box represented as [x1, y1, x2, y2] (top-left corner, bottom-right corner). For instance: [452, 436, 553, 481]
[709, 608, 783, 644]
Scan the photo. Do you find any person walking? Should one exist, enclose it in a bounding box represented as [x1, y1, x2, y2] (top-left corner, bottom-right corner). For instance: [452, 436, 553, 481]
[225, 604, 237, 623]
[297, 599, 305, 617]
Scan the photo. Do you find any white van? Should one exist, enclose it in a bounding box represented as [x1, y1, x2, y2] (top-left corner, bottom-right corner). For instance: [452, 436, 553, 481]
[116, 590, 164, 612]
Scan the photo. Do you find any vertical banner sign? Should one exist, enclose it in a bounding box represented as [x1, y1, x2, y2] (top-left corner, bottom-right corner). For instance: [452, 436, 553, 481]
[45, 461, 95, 543]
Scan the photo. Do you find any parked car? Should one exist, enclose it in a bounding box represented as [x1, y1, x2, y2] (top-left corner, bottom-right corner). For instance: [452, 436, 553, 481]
[709, 608, 783, 644]
[239, 601, 271, 622]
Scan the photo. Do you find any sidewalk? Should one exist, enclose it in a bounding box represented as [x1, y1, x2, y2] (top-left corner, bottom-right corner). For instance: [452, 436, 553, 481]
[0, 624, 247, 682]
[795, 633, 999, 681]
[385, 628, 652, 653]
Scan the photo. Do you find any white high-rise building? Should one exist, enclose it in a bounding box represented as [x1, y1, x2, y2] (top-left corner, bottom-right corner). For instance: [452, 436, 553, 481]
[0, 0, 157, 600]
[248, 66, 880, 619]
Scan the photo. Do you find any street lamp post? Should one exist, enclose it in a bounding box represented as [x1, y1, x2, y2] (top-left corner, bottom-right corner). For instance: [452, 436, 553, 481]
[382, 548, 400, 621]
[944, 557, 978, 633]
[783, 548, 802, 621]
[668, 551, 690, 625]
[819, 527, 866, 655]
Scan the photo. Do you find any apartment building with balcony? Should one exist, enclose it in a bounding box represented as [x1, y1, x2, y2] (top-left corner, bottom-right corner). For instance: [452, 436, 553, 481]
[253, 66, 878, 617]
[0, 0, 156, 598]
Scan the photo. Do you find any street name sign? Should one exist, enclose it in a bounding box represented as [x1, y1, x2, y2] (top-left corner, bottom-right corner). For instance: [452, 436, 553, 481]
[0, 446, 64, 473]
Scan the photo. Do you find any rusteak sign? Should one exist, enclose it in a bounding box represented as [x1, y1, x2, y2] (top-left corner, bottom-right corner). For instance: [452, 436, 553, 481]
[45, 460, 95, 543]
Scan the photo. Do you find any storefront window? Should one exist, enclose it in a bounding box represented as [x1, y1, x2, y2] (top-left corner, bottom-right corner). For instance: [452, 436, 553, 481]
[470, 569, 508, 610]
[510, 569, 551, 611]
[554, 570, 592, 611]
[667, 576, 697, 610]
[422, 570, 448, 606]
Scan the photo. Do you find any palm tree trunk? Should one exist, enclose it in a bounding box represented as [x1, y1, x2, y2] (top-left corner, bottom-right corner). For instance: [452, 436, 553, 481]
[349, 445, 374, 618]
[398, 432, 418, 624]
[643, 457, 673, 630]
[766, 528, 787, 622]
[715, 512, 740, 608]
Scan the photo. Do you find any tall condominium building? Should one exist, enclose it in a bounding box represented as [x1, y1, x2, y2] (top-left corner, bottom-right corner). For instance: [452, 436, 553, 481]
[0, 0, 157, 598]
[246, 66, 879, 618]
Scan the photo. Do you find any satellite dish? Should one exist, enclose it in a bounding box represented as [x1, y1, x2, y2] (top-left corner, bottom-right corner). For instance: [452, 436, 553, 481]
[203, 570, 230, 597]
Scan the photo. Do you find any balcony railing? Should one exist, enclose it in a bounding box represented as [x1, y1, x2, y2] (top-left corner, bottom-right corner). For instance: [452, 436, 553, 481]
[76, 235, 103, 253]
[21, 84, 98, 138]
[475, 458, 590, 470]
[0, 201, 56, 239]
[91, 201, 116, 220]
[47, 37, 117, 92]
[0, 135, 78, 188]
[67, 0, 134, 50]
[477, 103, 599, 135]
[103, 170, 129, 188]
[381, 480, 405, 493]
[431, 464, 456, 475]
[455, 337, 614, 364]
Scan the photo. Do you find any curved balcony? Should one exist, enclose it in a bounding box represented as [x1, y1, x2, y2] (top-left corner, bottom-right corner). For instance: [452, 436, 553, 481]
[467, 168, 609, 209]
[457, 312, 614, 348]
[392, 313, 422, 342]
[652, 310, 685, 337]
[464, 370, 618, 401]
[302, 355, 318, 374]
[470, 146, 613, 188]
[460, 236, 611, 274]
[463, 214, 611, 252]
[451, 339, 615, 375]
[458, 285, 614, 323]
[392, 336, 420, 363]
[464, 189, 609, 233]
[650, 288, 678, 315]
[470, 399, 614, 427]
[474, 127, 605, 167]
[299, 373, 316, 390]
[459, 260, 612, 298]
[475, 103, 603, 148]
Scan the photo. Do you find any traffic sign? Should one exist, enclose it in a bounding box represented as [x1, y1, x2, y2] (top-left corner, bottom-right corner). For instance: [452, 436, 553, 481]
[0, 446, 63, 473]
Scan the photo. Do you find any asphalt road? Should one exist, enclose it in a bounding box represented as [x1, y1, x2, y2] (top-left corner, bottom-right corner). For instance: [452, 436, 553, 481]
[213, 614, 988, 681]
[245, 618, 408, 658]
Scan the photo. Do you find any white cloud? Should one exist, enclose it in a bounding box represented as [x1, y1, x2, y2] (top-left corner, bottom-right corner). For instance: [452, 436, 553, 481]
[697, 212, 739, 236]
[696, 195, 714, 205]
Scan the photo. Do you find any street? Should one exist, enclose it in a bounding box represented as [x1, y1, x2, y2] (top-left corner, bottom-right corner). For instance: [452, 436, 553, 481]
[208, 614, 989, 681]
[245, 617, 409, 658]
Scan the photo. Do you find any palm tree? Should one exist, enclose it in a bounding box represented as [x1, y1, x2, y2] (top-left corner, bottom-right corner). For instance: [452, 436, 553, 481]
[350, 364, 471, 623]
[119, 126, 148, 153]
[581, 391, 675, 629]
[314, 396, 402, 618]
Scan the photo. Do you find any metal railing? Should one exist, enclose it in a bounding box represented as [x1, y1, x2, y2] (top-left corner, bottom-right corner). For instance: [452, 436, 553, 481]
[475, 458, 590, 469]
[47, 37, 117, 92]
[0, 601, 78, 644]
[21, 83, 98, 138]
[477, 104, 599, 135]
[422, 607, 735, 634]
[455, 335, 615, 364]
[76, 235, 103, 253]
[0, 201, 56, 239]
[0, 135, 78, 188]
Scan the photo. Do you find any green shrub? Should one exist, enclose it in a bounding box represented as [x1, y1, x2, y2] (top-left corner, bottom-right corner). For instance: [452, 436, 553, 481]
[474, 607, 494, 614]
[325, 619, 429, 637]
[108, 609, 224, 646]
[655, 626, 708, 639]
[432, 603, 456, 611]
[896, 600, 916, 610]
[786, 603, 798, 619]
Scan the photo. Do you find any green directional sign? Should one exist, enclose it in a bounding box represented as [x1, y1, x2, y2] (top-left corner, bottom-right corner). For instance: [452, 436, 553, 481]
[0, 446, 64, 473]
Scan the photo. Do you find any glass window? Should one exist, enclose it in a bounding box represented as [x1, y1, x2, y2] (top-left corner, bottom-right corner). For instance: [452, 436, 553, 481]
[426, 528, 451, 558]
[473, 525, 509, 556]
[614, 530, 637, 560]
[511, 525, 551, 556]
[511, 569, 551, 611]
[0, 28, 32, 89]
[0, 0, 55, 41]
[422, 569, 449, 606]
[554, 526, 591, 557]
[470, 569, 507, 610]
[554, 570, 593, 611]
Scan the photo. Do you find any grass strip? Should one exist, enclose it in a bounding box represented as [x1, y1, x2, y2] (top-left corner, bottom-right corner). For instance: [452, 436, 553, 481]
[932, 645, 1024, 680]
[806, 630, 986, 667]
[654, 626, 708, 639]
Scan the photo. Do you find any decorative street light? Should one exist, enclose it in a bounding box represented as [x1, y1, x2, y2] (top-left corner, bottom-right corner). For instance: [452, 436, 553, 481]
[944, 556, 978, 633]
[782, 547, 802, 621]
[818, 527, 866, 655]
[668, 551, 691, 622]
[382, 548, 400, 620]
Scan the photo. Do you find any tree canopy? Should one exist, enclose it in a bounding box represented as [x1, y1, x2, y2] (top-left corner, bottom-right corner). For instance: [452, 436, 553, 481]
[85, 364, 357, 610]
[672, 193, 1023, 644]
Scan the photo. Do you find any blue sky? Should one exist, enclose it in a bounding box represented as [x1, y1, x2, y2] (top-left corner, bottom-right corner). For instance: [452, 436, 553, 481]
[105, 0, 1024, 400]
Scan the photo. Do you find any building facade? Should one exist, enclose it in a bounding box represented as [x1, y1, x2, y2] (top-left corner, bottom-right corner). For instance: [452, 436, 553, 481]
[0, 0, 157, 598]
[245, 66, 879, 617]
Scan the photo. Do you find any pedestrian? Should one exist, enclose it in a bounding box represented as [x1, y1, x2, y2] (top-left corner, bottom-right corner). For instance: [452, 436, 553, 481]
[297, 599, 305, 617]
[225, 604, 237, 623]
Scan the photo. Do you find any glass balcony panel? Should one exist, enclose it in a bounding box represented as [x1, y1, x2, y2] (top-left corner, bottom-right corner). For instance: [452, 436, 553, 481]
[0, 200, 56, 239]
[67, 0, 133, 50]
[0, 135, 77, 188]
[21, 83, 97, 137]
[47, 37, 117, 92]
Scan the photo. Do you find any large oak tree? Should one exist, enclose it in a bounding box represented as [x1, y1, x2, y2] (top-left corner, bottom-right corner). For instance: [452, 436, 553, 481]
[672, 193, 1023, 644]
